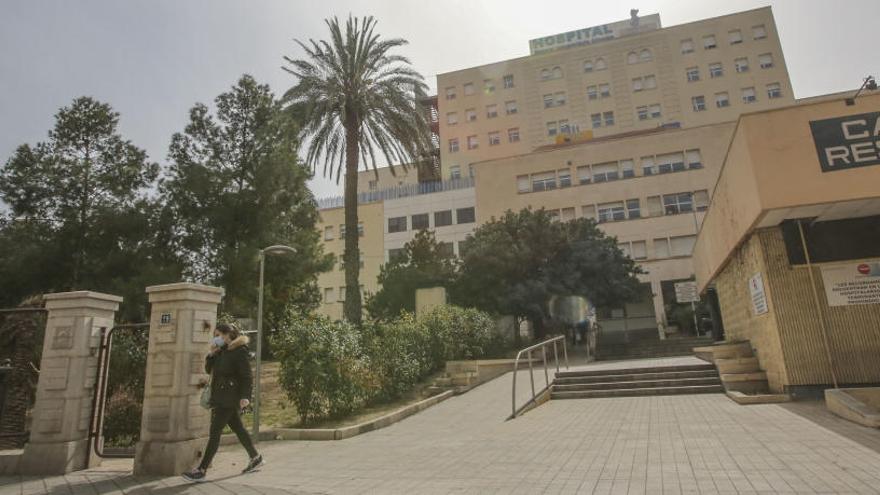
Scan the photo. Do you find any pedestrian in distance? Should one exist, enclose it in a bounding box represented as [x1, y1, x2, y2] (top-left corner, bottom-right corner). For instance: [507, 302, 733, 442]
[183, 323, 263, 482]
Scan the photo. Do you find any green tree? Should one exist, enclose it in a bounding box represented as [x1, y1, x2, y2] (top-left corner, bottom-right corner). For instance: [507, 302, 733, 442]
[283, 16, 433, 324]
[0, 97, 176, 319]
[366, 230, 457, 321]
[452, 208, 643, 341]
[163, 75, 333, 348]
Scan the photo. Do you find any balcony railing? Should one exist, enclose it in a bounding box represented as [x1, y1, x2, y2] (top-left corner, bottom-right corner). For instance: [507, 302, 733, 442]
[316, 176, 474, 210]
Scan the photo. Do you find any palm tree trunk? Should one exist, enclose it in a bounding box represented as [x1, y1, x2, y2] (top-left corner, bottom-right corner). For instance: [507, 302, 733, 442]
[342, 112, 362, 325]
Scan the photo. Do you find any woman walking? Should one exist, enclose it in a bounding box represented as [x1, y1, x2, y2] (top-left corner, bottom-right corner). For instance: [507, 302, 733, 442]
[183, 323, 263, 482]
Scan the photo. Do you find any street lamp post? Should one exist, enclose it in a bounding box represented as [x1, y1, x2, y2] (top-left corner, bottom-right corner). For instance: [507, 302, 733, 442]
[253, 244, 296, 441]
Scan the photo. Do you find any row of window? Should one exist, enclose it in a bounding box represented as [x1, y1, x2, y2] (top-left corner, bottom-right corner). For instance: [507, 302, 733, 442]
[517, 149, 705, 193]
[447, 100, 518, 125]
[685, 53, 774, 82]
[691, 83, 783, 111]
[323, 285, 365, 304]
[323, 223, 364, 241]
[616, 235, 697, 261]
[387, 238, 468, 263]
[448, 128, 519, 152]
[387, 207, 475, 233]
[445, 75, 515, 100]
[680, 24, 767, 54]
[544, 190, 709, 226]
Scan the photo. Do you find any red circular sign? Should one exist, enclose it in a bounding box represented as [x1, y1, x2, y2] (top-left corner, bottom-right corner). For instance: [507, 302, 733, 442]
[857, 264, 870, 275]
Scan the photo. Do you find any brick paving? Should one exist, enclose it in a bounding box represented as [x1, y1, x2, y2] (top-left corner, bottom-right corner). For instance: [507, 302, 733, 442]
[4, 357, 880, 494]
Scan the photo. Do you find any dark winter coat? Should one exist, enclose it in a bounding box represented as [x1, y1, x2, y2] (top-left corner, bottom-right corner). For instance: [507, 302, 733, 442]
[205, 335, 253, 409]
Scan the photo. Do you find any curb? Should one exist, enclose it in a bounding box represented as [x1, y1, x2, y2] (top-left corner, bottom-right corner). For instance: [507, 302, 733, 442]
[220, 390, 454, 445]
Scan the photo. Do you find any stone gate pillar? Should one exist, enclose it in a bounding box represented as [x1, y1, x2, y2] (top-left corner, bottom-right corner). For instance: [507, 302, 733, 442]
[134, 283, 223, 476]
[20, 291, 122, 474]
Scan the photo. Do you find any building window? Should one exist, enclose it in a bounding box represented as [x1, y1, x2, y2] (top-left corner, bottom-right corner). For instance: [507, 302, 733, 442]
[703, 35, 717, 50]
[692, 95, 706, 112]
[484, 79, 495, 93]
[632, 241, 647, 260]
[456, 207, 475, 224]
[670, 235, 696, 257]
[458, 239, 472, 258]
[587, 85, 598, 100]
[555, 91, 567, 106]
[595, 58, 607, 70]
[619, 242, 631, 258]
[541, 68, 550, 80]
[463, 82, 474, 95]
[584, 60, 593, 72]
[753, 25, 767, 40]
[681, 39, 694, 54]
[488, 131, 500, 146]
[508, 128, 520, 143]
[715, 92, 730, 108]
[412, 213, 429, 230]
[742, 87, 757, 104]
[323, 287, 334, 303]
[599, 83, 611, 98]
[644, 75, 656, 89]
[543, 67, 563, 80]
[561, 207, 576, 222]
[505, 100, 518, 115]
[517, 175, 530, 193]
[369, 180, 377, 190]
[627, 52, 638, 64]
[620, 159, 634, 178]
[531, 171, 557, 192]
[641, 156, 655, 176]
[735, 57, 749, 73]
[687, 149, 703, 169]
[543, 93, 554, 108]
[467, 135, 478, 149]
[759, 53, 774, 69]
[558, 169, 572, 188]
[446, 112, 458, 125]
[604, 111, 615, 126]
[468, 164, 475, 177]
[577, 165, 591, 185]
[437, 242, 454, 258]
[486, 104, 498, 118]
[729, 29, 743, 44]
[767, 83, 782, 99]
[445, 87, 456, 100]
[448, 138, 459, 153]
[686, 67, 700, 82]
[552, 66, 563, 79]
[632, 77, 643, 92]
[503, 74, 514, 89]
[388, 248, 406, 262]
[582, 204, 596, 220]
[637, 106, 649, 121]
[654, 238, 670, 259]
[646, 196, 662, 217]
[639, 49, 652, 62]
[546, 121, 557, 136]
[339, 224, 345, 237]
[694, 190, 710, 211]
[657, 152, 686, 173]
[388, 216, 407, 233]
[323, 226, 334, 240]
[626, 198, 641, 219]
[598, 201, 626, 223]
[434, 210, 453, 227]
[709, 63, 723, 78]
[545, 92, 566, 108]
[650, 104, 661, 119]
[591, 113, 602, 128]
[558, 120, 570, 135]
[465, 108, 477, 122]
[663, 192, 694, 215]
[338, 286, 346, 302]
[450, 165, 461, 180]
[592, 162, 619, 182]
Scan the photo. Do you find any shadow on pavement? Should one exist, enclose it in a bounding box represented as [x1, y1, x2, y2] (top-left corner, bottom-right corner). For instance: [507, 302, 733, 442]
[779, 399, 880, 454]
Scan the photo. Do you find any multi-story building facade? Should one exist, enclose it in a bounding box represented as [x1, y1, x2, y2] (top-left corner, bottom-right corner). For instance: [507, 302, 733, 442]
[315, 7, 799, 335]
[437, 7, 793, 179]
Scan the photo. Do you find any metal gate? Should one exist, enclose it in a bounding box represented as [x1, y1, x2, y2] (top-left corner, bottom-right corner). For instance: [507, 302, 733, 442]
[87, 323, 150, 461]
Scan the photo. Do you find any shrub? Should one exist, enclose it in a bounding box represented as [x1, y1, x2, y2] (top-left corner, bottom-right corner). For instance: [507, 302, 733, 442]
[363, 313, 432, 402]
[271, 311, 374, 425]
[420, 305, 504, 368]
[102, 387, 142, 448]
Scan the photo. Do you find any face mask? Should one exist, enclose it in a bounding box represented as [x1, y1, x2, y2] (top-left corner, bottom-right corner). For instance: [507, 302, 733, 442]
[212, 336, 225, 348]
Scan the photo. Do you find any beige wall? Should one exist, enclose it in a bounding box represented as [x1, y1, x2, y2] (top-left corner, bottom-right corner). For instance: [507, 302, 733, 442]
[694, 93, 880, 291]
[437, 6, 792, 179]
[315, 202, 384, 320]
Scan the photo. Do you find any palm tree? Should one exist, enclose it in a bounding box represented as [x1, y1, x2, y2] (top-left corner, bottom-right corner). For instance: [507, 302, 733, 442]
[284, 16, 431, 324]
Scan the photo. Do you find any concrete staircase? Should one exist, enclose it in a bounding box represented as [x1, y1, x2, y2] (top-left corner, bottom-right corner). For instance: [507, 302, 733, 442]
[551, 363, 723, 399]
[597, 336, 715, 360]
[693, 341, 790, 404]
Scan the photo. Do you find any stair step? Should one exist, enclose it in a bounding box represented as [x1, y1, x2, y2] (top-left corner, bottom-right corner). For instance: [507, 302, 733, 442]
[557, 364, 715, 379]
[554, 369, 719, 384]
[554, 377, 721, 392]
[551, 384, 724, 399]
[716, 357, 760, 374]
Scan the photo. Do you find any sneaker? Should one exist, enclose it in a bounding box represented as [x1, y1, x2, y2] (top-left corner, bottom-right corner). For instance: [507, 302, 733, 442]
[242, 454, 264, 474]
[182, 468, 207, 482]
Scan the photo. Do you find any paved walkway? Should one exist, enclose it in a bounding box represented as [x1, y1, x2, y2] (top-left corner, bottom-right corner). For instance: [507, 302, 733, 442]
[4, 357, 880, 494]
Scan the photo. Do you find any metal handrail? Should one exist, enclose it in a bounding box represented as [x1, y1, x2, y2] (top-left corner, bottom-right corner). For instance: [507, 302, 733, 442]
[509, 335, 569, 419]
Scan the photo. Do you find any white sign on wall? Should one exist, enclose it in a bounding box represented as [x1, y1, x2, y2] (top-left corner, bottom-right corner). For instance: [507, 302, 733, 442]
[674, 281, 700, 303]
[749, 273, 768, 315]
[528, 14, 661, 55]
[820, 262, 880, 306]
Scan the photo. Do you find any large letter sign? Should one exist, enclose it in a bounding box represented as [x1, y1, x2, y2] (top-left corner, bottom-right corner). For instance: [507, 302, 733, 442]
[810, 112, 880, 172]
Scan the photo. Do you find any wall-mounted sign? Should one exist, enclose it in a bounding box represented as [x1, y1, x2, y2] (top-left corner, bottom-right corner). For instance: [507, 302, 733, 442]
[528, 14, 661, 55]
[749, 273, 768, 315]
[160, 313, 172, 325]
[674, 281, 700, 303]
[809, 111, 880, 172]
[820, 261, 880, 306]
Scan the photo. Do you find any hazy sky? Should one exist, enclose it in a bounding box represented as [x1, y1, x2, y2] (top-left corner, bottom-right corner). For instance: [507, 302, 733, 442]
[1, 0, 877, 199]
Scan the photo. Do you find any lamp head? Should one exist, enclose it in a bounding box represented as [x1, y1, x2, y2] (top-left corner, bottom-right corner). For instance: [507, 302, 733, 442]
[262, 245, 297, 256]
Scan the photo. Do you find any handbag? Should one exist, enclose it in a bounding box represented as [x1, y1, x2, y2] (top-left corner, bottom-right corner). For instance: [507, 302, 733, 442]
[200, 379, 212, 409]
